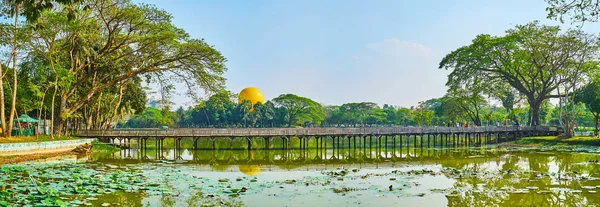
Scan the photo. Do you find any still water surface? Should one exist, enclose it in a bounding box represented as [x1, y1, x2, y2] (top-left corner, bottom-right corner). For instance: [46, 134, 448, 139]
[5, 143, 600, 207]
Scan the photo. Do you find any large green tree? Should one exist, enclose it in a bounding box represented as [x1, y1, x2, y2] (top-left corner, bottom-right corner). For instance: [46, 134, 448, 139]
[338, 102, 384, 126]
[412, 102, 434, 126]
[439, 21, 599, 126]
[272, 94, 324, 127]
[27, 0, 227, 134]
[444, 89, 488, 126]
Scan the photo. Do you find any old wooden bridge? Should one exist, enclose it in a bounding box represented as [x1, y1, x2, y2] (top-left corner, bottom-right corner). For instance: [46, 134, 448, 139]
[73, 126, 558, 152]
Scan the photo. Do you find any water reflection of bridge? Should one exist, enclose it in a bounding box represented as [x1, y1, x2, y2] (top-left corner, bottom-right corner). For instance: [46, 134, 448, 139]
[77, 126, 558, 152]
[102, 144, 503, 167]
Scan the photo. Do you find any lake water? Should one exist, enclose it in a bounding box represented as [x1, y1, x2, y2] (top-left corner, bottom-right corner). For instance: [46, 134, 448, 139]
[2, 140, 600, 207]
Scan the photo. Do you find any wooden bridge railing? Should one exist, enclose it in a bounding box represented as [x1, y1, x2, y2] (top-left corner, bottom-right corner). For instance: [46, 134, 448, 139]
[72, 126, 557, 138]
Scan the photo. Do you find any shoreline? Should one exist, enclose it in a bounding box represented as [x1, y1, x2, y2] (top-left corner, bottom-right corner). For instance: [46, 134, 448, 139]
[0, 150, 83, 164]
[0, 138, 94, 157]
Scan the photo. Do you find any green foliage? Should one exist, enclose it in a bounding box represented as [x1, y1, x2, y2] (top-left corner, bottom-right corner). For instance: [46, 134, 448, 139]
[412, 102, 434, 126]
[574, 82, 600, 135]
[444, 88, 488, 126]
[17, 0, 227, 134]
[91, 140, 118, 152]
[512, 136, 600, 146]
[546, 0, 600, 23]
[439, 21, 599, 126]
[125, 107, 173, 128]
[272, 94, 324, 127]
[121, 88, 600, 129]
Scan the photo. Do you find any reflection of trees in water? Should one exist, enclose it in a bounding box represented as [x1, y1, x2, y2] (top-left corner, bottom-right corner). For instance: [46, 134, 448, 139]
[160, 194, 176, 207]
[94, 192, 145, 207]
[445, 151, 600, 207]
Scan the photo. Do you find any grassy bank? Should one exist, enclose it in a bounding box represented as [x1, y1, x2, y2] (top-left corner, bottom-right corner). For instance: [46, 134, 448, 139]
[509, 136, 600, 146]
[0, 135, 76, 144]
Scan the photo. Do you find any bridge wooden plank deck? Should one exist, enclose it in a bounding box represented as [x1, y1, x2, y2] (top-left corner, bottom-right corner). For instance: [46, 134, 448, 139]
[73, 126, 558, 138]
[80, 126, 559, 155]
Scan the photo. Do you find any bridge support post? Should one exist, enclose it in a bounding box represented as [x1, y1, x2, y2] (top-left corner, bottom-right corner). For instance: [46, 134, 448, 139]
[362, 136, 366, 150]
[192, 137, 198, 151]
[318, 136, 322, 150]
[497, 133, 500, 144]
[392, 135, 396, 156]
[369, 135, 372, 151]
[264, 137, 270, 150]
[445, 134, 448, 148]
[427, 134, 431, 148]
[467, 133, 471, 147]
[210, 138, 215, 150]
[142, 137, 148, 151]
[384, 135, 388, 153]
[480, 133, 483, 146]
[247, 137, 253, 150]
[399, 135, 403, 153]
[347, 136, 351, 150]
[375, 135, 380, 153]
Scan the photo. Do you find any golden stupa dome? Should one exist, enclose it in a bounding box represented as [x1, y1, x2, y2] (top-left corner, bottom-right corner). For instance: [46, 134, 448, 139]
[238, 87, 265, 112]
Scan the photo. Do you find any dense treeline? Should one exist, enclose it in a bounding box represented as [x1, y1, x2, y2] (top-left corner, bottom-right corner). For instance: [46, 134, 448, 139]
[121, 90, 599, 130]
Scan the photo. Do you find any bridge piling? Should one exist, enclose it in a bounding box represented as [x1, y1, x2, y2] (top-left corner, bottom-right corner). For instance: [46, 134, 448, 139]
[247, 137, 253, 150]
[427, 134, 431, 148]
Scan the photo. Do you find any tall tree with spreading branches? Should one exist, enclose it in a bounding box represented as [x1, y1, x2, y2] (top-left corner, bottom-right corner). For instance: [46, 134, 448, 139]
[439, 21, 599, 127]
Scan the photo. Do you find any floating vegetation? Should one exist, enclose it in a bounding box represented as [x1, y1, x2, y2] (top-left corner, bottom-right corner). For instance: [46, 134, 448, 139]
[2, 144, 600, 206]
[0, 163, 245, 206]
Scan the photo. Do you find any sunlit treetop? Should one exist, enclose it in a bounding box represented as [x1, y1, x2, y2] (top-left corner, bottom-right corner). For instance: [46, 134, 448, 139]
[3, 0, 85, 22]
[546, 0, 600, 23]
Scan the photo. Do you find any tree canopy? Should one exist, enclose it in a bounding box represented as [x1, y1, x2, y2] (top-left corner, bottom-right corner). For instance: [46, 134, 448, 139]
[23, 0, 227, 134]
[439, 21, 599, 127]
[574, 82, 600, 135]
[272, 94, 324, 127]
[546, 0, 600, 23]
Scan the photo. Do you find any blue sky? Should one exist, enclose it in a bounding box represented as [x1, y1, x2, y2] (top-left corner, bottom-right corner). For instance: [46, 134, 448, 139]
[134, 0, 600, 108]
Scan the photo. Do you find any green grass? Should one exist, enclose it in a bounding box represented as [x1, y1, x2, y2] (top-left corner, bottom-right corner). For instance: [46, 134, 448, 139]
[91, 140, 119, 152]
[512, 136, 600, 146]
[0, 135, 76, 144]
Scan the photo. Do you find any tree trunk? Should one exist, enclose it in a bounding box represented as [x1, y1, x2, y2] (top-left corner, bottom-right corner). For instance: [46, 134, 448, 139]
[50, 75, 59, 138]
[43, 108, 46, 135]
[7, 7, 20, 138]
[288, 114, 294, 127]
[0, 63, 6, 137]
[92, 93, 103, 129]
[528, 100, 541, 126]
[53, 95, 67, 136]
[594, 114, 599, 137]
[36, 86, 49, 140]
[85, 106, 93, 130]
[107, 85, 124, 130]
